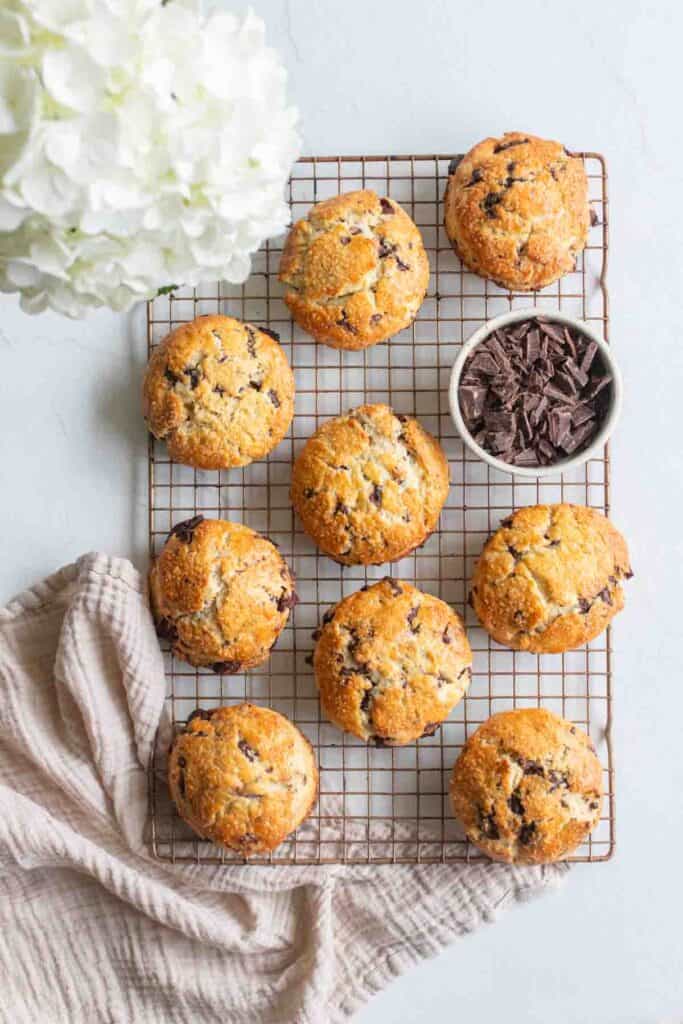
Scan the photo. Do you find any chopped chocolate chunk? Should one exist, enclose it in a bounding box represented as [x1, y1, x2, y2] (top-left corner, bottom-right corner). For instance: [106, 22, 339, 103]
[442, 625, 452, 644]
[448, 155, 464, 174]
[238, 738, 258, 762]
[386, 578, 403, 597]
[258, 326, 280, 343]
[518, 821, 537, 845]
[421, 722, 440, 738]
[213, 385, 226, 396]
[395, 256, 410, 271]
[276, 589, 299, 613]
[407, 605, 420, 633]
[337, 309, 357, 333]
[340, 236, 351, 245]
[459, 384, 487, 421]
[465, 167, 484, 188]
[211, 660, 242, 674]
[187, 708, 212, 724]
[493, 138, 528, 153]
[249, 380, 262, 391]
[164, 367, 180, 385]
[245, 326, 257, 357]
[458, 316, 612, 468]
[183, 365, 200, 389]
[370, 313, 382, 324]
[580, 341, 599, 374]
[480, 810, 500, 840]
[156, 617, 178, 642]
[578, 597, 592, 614]
[369, 484, 382, 507]
[482, 191, 503, 217]
[590, 208, 599, 226]
[268, 389, 280, 408]
[508, 792, 524, 816]
[548, 769, 568, 792]
[380, 197, 394, 214]
[168, 515, 203, 544]
[360, 687, 373, 715]
[597, 587, 613, 606]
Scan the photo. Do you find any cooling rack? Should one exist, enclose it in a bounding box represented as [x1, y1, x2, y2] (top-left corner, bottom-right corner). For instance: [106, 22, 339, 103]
[147, 152, 614, 865]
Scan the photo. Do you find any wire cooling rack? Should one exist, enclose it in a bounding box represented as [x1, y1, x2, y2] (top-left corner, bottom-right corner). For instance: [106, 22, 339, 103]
[147, 152, 614, 865]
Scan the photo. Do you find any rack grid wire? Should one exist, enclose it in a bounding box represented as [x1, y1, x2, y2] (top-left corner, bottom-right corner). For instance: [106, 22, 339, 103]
[147, 152, 614, 865]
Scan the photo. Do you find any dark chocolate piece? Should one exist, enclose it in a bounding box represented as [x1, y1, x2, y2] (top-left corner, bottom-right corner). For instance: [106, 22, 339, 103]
[211, 660, 242, 674]
[258, 326, 280, 342]
[167, 515, 203, 544]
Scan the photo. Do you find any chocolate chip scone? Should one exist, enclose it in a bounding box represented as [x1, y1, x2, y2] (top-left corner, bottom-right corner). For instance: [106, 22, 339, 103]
[168, 704, 318, 855]
[450, 708, 603, 863]
[470, 504, 632, 653]
[444, 132, 590, 292]
[279, 190, 429, 350]
[143, 314, 294, 469]
[150, 516, 296, 671]
[314, 579, 472, 745]
[291, 404, 449, 565]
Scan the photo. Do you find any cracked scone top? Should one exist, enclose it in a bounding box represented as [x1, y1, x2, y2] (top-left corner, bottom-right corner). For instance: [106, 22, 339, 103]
[291, 404, 450, 565]
[279, 190, 429, 350]
[471, 504, 632, 654]
[150, 516, 296, 671]
[450, 708, 603, 863]
[143, 314, 294, 469]
[168, 704, 318, 855]
[444, 132, 590, 292]
[314, 578, 472, 745]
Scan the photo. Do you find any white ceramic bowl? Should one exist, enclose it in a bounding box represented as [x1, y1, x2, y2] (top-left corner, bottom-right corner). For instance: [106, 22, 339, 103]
[448, 308, 623, 478]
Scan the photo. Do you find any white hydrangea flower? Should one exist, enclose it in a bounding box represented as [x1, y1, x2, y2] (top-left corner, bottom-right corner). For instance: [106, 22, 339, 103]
[0, 0, 300, 317]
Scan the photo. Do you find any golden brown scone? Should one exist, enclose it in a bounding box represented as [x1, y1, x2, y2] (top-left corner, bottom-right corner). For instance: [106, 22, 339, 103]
[470, 504, 632, 653]
[150, 516, 296, 671]
[143, 314, 294, 469]
[314, 578, 472, 745]
[168, 704, 318, 855]
[291, 404, 449, 565]
[444, 132, 590, 291]
[450, 708, 603, 863]
[279, 190, 429, 350]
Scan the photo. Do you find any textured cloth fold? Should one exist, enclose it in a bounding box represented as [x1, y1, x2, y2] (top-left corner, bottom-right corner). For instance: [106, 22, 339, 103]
[0, 554, 566, 1023]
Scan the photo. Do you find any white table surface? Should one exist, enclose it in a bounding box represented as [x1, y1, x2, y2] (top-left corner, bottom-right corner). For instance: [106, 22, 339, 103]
[1, 1, 681, 1020]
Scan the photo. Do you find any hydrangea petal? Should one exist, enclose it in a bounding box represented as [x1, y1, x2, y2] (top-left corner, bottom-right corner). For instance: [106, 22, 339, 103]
[42, 45, 104, 114]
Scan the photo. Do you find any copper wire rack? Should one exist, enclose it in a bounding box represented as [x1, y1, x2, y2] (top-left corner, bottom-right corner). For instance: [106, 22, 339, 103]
[147, 152, 614, 865]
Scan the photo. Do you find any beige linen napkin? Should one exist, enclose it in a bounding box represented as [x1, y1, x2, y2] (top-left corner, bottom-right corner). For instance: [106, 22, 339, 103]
[0, 553, 566, 1024]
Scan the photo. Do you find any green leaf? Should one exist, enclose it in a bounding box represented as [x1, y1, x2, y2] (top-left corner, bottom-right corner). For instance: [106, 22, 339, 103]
[156, 284, 179, 296]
